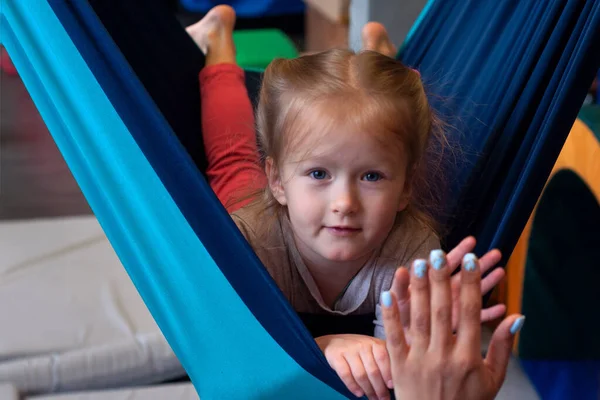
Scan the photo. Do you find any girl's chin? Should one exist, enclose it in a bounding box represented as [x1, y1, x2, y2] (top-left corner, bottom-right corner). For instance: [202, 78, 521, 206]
[319, 248, 370, 263]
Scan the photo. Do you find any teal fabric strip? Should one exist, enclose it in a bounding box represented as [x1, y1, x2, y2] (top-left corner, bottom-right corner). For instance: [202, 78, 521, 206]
[578, 105, 600, 141]
[0, 2, 347, 399]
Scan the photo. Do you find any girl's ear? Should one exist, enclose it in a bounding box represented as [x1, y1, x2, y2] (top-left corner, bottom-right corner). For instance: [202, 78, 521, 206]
[398, 165, 417, 212]
[265, 157, 287, 206]
[398, 192, 410, 212]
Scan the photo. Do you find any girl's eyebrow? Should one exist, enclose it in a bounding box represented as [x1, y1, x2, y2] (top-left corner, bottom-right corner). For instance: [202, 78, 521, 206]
[297, 156, 329, 163]
[296, 157, 399, 172]
[289, 153, 333, 164]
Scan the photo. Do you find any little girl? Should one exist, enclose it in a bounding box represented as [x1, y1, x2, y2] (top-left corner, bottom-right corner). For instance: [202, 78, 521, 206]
[187, 6, 507, 400]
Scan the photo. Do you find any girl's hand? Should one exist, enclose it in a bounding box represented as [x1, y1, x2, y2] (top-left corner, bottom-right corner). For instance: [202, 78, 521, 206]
[381, 252, 525, 400]
[391, 237, 507, 337]
[315, 334, 392, 400]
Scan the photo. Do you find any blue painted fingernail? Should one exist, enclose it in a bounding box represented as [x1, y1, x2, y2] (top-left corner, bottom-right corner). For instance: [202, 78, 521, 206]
[430, 249, 446, 270]
[413, 259, 427, 278]
[510, 316, 526, 335]
[381, 291, 393, 307]
[463, 253, 478, 272]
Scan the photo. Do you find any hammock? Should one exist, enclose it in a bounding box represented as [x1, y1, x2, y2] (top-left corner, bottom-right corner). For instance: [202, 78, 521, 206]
[2, 0, 598, 398]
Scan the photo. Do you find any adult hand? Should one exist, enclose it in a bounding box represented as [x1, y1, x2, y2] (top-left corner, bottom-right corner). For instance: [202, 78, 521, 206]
[381, 252, 525, 400]
[390, 237, 507, 339]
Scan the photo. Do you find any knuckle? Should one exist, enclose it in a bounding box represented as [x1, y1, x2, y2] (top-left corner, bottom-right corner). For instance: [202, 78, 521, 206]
[435, 307, 452, 325]
[462, 302, 481, 321]
[365, 365, 379, 379]
[355, 370, 369, 383]
[426, 357, 446, 377]
[376, 387, 390, 399]
[373, 346, 389, 365]
[387, 330, 404, 348]
[420, 352, 450, 375]
[338, 369, 353, 382]
[348, 384, 363, 395]
[413, 313, 430, 334]
[453, 354, 478, 374]
[357, 345, 371, 356]
[326, 352, 344, 366]
[365, 388, 379, 399]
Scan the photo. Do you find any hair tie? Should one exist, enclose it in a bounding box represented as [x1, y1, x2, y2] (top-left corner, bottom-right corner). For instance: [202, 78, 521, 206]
[412, 68, 421, 77]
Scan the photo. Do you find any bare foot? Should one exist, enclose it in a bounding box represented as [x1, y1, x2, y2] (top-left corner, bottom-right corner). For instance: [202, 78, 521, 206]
[361, 22, 397, 58]
[186, 5, 237, 65]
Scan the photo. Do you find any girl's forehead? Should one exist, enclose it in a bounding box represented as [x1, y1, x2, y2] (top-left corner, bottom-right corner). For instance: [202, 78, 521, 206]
[298, 95, 404, 134]
[285, 120, 405, 165]
[289, 101, 402, 145]
[279, 95, 410, 164]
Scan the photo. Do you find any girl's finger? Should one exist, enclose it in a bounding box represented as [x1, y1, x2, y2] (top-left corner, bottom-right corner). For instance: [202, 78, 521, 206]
[456, 254, 483, 353]
[450, 248, 502, 288]
[332, 356, 364, 398]
[359, 348, 391, 400]
[480, 267, 505, 295]
[346, 353, 377, 400]
[478, 249, 502, 275]
[428, 250, 453, 352]
[372, 342, 393, 390]
[408, 258, 431, 354]
[480, 303, 507, 323]
[446, 236, 476, 272]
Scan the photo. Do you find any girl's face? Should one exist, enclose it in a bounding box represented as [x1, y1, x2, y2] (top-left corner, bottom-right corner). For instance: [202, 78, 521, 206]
[267, 119, 410, 270]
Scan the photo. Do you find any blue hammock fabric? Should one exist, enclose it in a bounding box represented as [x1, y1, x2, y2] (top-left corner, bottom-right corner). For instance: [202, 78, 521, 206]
[399, 1, 600, 259]
[2, 0, 599, 399]
[0, 1, 351, 399]
[179, 0, 305, 18]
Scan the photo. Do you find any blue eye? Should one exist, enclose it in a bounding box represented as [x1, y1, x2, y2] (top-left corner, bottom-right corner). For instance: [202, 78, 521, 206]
[364, 172, 382, 182]
[310, 170, 327, 180]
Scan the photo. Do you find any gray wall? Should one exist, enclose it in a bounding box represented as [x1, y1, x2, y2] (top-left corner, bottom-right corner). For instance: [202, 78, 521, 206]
[348, 0, 429, 52]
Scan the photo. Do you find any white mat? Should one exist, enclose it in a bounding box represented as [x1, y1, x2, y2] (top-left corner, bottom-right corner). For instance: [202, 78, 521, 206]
[0, 383, 19, 400]
[0, 216, 184, 394]
[0, 215, 538, 399]
[27, 383, 199, 400]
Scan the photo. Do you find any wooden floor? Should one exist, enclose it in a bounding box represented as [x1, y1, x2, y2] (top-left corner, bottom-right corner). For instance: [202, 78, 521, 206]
[0, 70, 92, 220]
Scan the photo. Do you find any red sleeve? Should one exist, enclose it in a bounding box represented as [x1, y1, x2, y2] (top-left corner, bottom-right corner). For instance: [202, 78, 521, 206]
[199, 64, 267, 213]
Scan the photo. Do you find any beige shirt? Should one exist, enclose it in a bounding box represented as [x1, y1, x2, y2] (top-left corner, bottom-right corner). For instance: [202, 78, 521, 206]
[231, 204, 440, 338]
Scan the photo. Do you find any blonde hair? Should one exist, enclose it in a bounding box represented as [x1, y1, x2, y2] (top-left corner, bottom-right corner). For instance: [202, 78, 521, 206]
[241, 48, 447, 237]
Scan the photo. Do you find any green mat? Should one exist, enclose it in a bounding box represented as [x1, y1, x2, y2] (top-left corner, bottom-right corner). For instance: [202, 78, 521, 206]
[233, 29, 298, 70]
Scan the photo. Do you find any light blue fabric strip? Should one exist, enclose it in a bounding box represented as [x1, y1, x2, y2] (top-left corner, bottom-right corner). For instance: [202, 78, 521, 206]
[0, 2, 347, 398]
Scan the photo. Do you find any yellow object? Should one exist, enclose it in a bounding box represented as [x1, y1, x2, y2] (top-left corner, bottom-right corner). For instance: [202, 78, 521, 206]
[504, 118, 600, 349]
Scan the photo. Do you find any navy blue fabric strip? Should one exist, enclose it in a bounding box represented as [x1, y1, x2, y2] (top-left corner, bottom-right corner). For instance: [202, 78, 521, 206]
[399, 0, 600, 259]
[47, 0, 353, 397]
[482, 0, 600, 254]
[521, 360, 600, 399]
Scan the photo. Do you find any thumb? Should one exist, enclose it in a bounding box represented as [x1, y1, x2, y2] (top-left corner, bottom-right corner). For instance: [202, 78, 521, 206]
[390, 267, 411, 328]
[484, 314, 525, 385]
